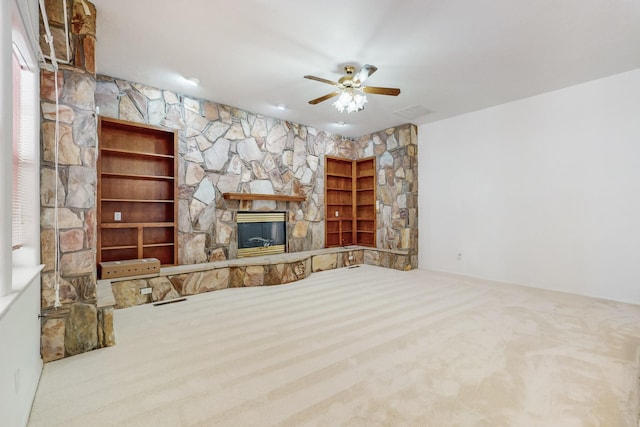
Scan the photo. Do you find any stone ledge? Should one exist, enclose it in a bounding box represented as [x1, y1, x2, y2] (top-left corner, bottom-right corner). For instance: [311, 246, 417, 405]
[104, 246, 414, 310]
[106, 246, 410, 282]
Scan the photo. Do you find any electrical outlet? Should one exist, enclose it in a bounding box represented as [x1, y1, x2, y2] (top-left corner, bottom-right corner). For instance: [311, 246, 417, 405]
[140, 287, 152, 295]
[114, 211, 122, 221]
[335, 210, 339, 217]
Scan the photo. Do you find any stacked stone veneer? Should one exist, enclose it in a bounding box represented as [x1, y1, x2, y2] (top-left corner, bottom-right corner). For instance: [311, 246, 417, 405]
[38, 0, 417, 361]
[39, 0, 115, 362]
[95, 78, 419, 266]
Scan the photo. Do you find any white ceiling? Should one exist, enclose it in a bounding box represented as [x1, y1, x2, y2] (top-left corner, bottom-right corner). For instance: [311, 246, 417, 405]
[91, 0, 640, 138]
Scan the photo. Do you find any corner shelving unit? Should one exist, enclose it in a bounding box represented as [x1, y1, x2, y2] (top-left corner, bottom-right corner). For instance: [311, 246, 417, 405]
[97, 117, 178, 266]
[355, 157, 376, 247]
[325, 156, 376, 248]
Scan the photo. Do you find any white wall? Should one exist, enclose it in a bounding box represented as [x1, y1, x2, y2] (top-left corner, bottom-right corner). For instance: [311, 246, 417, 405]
[0, 0, 42, 425]
[0, 273, 43, 427]
[419, 69, 640, 304]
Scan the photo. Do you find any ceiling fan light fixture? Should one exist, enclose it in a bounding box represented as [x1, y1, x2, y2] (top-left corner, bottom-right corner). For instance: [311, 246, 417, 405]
[305, 64, 398, 110]
[333, 88, 367, 113]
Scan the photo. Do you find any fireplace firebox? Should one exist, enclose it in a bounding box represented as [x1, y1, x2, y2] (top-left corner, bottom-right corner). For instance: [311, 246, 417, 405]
[236, 212, 286, 258]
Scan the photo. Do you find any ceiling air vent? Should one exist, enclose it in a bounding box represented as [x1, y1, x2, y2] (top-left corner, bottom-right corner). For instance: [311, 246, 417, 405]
[393, 105, 431, 121]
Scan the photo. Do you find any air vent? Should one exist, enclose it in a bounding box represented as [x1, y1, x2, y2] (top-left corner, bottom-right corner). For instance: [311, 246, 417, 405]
[393, 105, 432, 120]
[153, 297, 187, 306]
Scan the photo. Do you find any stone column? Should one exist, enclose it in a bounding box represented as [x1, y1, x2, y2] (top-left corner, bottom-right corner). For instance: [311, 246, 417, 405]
[351, 124, 419, 269]
[40, 0, 100, 362]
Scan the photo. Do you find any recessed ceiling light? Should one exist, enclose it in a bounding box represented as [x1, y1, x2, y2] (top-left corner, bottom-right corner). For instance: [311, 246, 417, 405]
[276, 103, 287, 110]
[336, 121, 345, 126]
[186, 77, 200, 86]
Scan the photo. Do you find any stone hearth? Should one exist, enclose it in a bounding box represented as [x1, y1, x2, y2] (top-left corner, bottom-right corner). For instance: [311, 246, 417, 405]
[102, 247, 412, 310]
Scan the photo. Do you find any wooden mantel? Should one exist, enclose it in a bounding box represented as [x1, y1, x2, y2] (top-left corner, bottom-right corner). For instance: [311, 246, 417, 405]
[222, 192, 306, 202]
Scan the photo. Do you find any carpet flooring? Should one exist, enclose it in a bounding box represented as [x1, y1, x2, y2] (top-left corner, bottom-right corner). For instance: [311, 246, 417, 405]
[28, 265, 640, 426]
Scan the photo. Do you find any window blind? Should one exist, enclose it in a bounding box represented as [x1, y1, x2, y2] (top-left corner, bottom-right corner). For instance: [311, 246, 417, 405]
[11, 48, 36, 250]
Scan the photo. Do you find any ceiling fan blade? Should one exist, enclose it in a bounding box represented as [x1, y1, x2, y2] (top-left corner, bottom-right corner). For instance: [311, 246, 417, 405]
[308, 91, 341, 105]
[354, 64, 378, 85]
[304, 75, 339, 87]
[362, 86, 401, 96]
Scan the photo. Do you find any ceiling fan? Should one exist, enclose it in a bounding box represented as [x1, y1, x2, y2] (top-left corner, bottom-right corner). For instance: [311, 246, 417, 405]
[304, 64, 401, 113]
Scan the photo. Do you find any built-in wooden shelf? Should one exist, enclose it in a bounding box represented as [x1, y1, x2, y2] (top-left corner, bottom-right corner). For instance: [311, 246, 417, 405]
[325, 156, 376, 248]
[222, 192, 306, 202]
[97, 117, 178, 266]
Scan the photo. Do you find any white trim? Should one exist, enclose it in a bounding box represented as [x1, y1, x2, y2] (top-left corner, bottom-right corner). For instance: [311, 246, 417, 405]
[0, 265, 43, 322]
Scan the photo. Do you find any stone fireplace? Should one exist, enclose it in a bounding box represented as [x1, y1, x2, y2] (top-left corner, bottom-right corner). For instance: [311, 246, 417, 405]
[237, 212, 286, 258]
[37, 0, 418, 362]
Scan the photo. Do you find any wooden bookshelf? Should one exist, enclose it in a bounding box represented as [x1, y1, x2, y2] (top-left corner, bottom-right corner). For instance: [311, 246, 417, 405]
[97, 117, 178, 266]
[325, 156, 376, 248]
[355, 157, 376, 247]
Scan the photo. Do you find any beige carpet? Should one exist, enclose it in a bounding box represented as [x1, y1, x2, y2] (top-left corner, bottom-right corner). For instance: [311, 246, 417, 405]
[28, 265, 640, 426]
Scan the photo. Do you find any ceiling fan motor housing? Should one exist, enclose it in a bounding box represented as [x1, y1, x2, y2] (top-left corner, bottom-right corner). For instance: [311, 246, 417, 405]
[338, 65, 360, 89]
[339, 65, 357, 88]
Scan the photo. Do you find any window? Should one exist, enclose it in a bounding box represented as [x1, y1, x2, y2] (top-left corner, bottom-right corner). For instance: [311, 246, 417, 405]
[10, 41, 38, 258]
[12, 50, 24, 249]
[1, 0, 40, 298]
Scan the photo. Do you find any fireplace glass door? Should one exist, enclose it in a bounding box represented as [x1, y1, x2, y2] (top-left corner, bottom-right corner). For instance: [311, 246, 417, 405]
[237, 212, 286, 257]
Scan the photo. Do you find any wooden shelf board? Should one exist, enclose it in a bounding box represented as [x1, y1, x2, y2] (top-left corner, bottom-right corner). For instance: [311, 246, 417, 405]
[143, 243, 175, 248]
[101, 172, 174, 181]
[222, 192, 306, 202]
[101, 222, 175, 228]
[326, 172, 353, 178]
[101, 198, 174, 203]
[101, 147, 174, 159]
[101, 245, 137, 251]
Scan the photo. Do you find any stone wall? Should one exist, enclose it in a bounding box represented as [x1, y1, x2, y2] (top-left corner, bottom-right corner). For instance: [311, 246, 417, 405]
[95, 78, 338, 262]
[95, 78, 418, 266]
[357, 127, 419, 266]
[39, 0, 108, 362]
